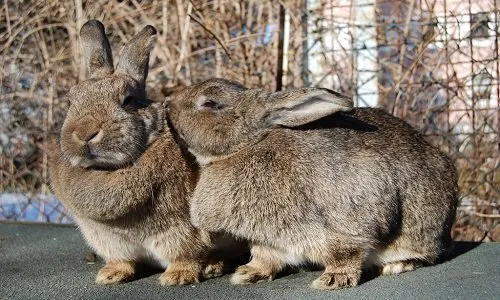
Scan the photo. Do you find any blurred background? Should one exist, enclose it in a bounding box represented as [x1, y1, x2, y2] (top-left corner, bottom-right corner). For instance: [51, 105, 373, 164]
[0, 0, 498, 241]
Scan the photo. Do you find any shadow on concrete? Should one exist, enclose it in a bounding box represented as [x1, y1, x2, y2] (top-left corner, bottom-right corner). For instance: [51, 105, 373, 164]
[438, 241, 482, 263]
[92, 250, 253, 283]
[134, 264, 165, 281]
[274, 241, 483, 285]
[80, 241, 483, 284]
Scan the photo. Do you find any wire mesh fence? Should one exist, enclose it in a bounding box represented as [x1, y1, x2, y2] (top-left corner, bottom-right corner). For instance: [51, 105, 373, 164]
[0, 0, 498, 241]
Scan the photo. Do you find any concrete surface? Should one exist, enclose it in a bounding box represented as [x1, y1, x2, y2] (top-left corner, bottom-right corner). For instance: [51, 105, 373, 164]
[0, 222, 498, 300]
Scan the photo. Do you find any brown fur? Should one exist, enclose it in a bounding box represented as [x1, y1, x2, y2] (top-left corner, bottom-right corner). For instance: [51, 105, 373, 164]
[49, 21, 241, 285]
[166, 78, 459, 289]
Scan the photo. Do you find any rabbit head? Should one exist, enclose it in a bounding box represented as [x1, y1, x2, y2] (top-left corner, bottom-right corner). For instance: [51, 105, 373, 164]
[167, 78, 353, 163]
[60, 20, 160, 169]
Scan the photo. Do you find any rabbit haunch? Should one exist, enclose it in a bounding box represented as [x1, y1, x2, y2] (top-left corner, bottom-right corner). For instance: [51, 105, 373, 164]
[166, 78, 458, 290]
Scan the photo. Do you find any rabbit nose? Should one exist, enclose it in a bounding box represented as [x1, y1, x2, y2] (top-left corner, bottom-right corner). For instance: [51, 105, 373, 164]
[72, 129, 103, 144]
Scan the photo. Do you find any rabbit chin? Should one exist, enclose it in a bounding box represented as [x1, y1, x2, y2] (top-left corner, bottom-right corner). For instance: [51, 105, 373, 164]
[69, 152, 130, 169]
[188, 148, 236, 166]
[189, 150, 216, 166]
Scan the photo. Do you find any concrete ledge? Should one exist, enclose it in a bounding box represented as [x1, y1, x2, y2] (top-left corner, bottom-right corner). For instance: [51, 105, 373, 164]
[0, 223, 499, 300]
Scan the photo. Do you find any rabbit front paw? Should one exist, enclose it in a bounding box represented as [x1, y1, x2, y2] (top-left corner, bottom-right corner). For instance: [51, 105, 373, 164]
[381, 260, 421, 275]
[230, 265, 274, 285]
[95, 261, 135, 285]
[203, 261, 225, 279]
[310, 271, 359, 290]
[159, 261, 201, 286]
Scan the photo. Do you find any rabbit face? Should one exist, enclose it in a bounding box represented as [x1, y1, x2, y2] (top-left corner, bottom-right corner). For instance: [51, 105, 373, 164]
[167, 78, 353, 164]
[59, 21, 159, 169]
[167, 79, 269, 162]
[61, 76, 156, 168]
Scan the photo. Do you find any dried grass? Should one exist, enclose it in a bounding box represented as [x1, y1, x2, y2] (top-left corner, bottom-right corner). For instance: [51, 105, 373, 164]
[0, 0, 498, 240]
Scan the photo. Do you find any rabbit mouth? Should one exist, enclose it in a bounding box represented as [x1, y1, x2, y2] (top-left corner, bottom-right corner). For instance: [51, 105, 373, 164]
[66, 146, 100, 167]
[87, 146, 99, 158]
[68, 156, 96, 168]
[75, 158, 95, 168]
[69, 150, 131, 169]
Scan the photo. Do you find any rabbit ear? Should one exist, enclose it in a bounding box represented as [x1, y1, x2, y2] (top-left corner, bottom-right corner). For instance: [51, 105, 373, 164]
[265, 88, 354, 127]
[116, 25, 157, 85]
[80, 20, 114, 78]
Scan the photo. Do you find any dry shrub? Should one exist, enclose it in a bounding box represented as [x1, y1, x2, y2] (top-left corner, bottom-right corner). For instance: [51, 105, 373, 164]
[0, 0, 498, 239]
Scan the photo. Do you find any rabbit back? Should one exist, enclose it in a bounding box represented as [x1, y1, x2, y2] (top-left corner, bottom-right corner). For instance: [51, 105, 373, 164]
[190, 108, 457, 263]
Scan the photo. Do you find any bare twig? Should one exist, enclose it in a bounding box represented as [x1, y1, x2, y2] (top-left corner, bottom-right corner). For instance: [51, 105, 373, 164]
[74, 0, 85, 81]
[0, 0, 497, 240]
[188, 13, 232, 60]
[173, 0, 192, 82]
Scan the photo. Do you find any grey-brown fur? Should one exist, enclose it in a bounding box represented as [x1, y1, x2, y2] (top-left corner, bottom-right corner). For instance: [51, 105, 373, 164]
[49, 21, 235, 286]
[166, 78, 458, 290]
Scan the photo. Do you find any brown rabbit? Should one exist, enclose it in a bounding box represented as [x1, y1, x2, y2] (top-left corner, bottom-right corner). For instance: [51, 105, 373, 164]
[49, 20, 231, 286]
[166, 78, 458, 290]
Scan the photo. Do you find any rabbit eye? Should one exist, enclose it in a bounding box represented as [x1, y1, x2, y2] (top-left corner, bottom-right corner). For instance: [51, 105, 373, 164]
[200, 100, 222, 110]
[121, 96, 135, 106]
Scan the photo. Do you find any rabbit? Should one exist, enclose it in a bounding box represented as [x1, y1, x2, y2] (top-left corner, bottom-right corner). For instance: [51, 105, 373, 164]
[165, 78, 459, 290]
[49, 20, 241, 286]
